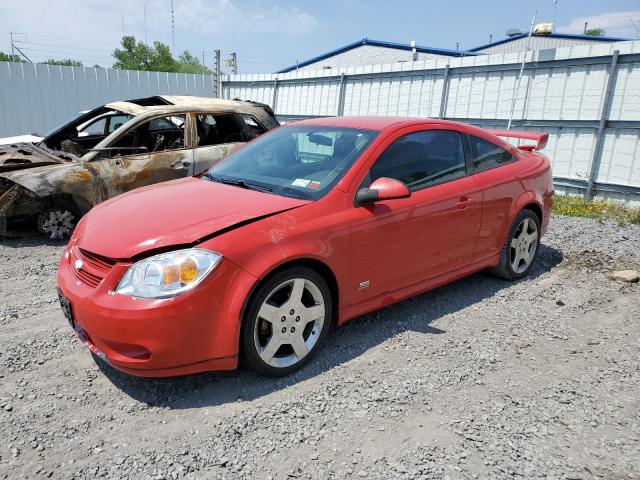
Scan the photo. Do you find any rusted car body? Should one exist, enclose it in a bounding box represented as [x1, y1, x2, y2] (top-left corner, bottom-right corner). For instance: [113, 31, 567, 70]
[0, 96, 278, 238]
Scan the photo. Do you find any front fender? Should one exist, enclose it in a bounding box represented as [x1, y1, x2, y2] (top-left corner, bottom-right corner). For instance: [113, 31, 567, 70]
[0, 162, 100, 207]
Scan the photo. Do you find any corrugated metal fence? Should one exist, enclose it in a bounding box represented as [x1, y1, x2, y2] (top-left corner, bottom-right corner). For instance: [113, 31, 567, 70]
[223, 40, 640, 201]
[0, 62, 216, 138]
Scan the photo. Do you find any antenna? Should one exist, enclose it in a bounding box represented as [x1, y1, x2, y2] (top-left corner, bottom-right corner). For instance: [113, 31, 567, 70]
[144, 4, 148, 44]
[171, 0, 176, 52]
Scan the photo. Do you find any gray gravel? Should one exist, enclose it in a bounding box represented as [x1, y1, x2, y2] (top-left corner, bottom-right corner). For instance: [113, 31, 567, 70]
[0, 214, 639, 480]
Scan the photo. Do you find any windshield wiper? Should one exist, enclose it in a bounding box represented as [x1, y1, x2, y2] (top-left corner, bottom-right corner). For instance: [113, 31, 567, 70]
[204, 174, 273, 193]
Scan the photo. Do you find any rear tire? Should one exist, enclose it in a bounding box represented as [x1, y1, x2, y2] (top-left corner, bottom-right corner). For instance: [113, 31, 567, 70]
[490, 209, 541, 280]
[240, 267, 332, 377]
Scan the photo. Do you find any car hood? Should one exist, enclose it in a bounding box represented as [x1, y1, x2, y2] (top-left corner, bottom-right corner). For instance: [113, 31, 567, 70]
[77, 177, 311, 259]
[0, 142, 77, 173]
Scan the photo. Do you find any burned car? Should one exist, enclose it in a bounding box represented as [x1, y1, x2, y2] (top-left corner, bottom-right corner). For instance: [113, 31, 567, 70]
[0, 96, 278, 238]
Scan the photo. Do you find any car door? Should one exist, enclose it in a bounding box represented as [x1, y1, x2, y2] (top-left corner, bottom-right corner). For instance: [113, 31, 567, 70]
[466, 134, 523, 262]
[348, 126, 483, 304]
[90, 113, 194, 200]
[190, 112, 250, 174]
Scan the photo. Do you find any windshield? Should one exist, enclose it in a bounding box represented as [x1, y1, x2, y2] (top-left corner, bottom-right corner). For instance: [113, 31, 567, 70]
[205, 125, 379, 200]
[41, 111, 87, 139]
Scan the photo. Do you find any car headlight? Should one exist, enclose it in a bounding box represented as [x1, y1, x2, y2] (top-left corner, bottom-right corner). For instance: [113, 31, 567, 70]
[115, 248, 222, 299]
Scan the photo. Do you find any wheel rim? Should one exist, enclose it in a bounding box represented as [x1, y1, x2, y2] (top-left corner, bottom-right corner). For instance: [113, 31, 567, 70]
[509, 217, 538, 274]
[254, 278, 326, 369]
[42, 210, 75, 239]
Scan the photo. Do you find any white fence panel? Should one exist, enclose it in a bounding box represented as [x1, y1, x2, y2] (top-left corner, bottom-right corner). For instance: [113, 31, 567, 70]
[0, 62, 215, 138]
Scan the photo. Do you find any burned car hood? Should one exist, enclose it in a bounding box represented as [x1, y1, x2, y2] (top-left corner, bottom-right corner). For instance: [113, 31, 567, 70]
[0, 142, 77, 173]
[77, 177, 310, 259]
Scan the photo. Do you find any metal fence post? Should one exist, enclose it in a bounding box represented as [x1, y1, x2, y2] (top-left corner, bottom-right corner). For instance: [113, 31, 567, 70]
[214, 49, 221, 98]
[337, 73, 347, 116]
[271, 78, 279, 113]
[586, 50, 619, 200]
[438, 65, 450, 119]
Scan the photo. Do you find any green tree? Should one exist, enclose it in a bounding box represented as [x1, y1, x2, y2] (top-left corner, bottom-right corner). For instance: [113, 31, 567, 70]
[178, 50, 212, 74]
[0, 52, 25, 62]
[112, 36, 211, 73]
[43, 59, 83, 66]
[585, 27, 605, 37]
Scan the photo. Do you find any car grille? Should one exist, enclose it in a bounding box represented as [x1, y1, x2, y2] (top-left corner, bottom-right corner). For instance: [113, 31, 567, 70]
[70, 248, 116, 288]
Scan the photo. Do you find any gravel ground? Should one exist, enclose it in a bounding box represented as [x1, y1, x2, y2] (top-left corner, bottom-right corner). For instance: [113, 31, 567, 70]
[0, 214, 639, 480]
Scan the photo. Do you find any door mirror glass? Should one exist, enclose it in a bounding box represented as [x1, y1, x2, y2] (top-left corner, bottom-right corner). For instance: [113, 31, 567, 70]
[355, 177, 410, 206]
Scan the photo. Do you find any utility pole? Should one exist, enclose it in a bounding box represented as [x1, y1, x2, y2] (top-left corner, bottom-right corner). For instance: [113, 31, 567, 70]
[214, 49, 221, 97]
[9, 32, 32, 63]
[584, 21, 588, 34]
[171, 0, 176, 53]
[144, 4, 148, 43]
[224, 52, 237, 74]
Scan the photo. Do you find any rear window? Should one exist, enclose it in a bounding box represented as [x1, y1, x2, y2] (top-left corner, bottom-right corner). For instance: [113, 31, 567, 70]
[469, 135, 514, 172]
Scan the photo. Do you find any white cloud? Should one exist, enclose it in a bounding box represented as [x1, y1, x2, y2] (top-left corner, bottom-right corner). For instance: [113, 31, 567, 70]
[173, 0, 318, 35]
[0, 0, 317, 66]
[557, 10, 640, 38]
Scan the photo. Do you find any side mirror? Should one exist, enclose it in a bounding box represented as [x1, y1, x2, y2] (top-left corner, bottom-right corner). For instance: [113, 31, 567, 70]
[355, 177, 410, 207]
[77, 131, 90, 138]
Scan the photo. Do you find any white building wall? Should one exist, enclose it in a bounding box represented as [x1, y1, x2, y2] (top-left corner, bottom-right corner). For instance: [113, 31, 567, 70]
[295, 45, 461, 71]
[475, 36, 621, 55]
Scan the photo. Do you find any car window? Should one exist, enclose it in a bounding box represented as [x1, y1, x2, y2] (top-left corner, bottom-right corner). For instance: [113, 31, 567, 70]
[196, 114, 243, 146]
[239, 114, 267, 140]
[110, 114, 186, 155]
[368, 130, 466, 190]
[207, 125, 378, 200]
[107, 114, 132, 133]
[81, 118, 106, 136]
[469, 135, 514, 172]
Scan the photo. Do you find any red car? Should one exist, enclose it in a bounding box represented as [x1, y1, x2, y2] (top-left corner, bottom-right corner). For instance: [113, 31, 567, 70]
[57, 117, 554, 377]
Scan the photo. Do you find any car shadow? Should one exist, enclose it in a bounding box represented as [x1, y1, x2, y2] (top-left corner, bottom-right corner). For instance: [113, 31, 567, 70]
[0, 233, 67, 248]
[96, 243, 563, 409]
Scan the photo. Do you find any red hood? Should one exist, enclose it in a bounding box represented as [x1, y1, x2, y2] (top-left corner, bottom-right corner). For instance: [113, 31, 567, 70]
[77, 177, 309, 259]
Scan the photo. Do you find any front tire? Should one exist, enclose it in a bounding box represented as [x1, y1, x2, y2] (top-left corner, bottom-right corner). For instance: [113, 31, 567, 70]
[240, 267, 332, 377]
[37, 207, 76, 240]
[490, 209, 541, 280]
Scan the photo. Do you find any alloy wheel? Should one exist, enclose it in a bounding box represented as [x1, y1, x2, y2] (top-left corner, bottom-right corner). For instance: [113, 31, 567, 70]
[509, 217, 538, 274]
[253, 277, 326, 369]
[41, 209, 75, 239]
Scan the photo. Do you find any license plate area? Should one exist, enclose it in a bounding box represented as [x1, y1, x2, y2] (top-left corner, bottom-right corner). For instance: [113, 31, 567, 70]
[57, 289, 75, 329]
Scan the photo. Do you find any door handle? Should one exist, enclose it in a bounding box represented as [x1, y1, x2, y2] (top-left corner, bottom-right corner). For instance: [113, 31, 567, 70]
[171, 160, 191, 169]
[456, 196, 473, 209]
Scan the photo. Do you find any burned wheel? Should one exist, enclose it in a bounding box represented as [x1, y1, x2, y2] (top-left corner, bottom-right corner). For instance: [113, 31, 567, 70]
[37, 208, 76, 239]
[241, 267, 331, 377]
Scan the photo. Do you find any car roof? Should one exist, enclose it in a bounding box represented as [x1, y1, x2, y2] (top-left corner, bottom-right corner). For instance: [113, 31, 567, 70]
[104, 96, 270, 116]
[288, 116, 471, 131]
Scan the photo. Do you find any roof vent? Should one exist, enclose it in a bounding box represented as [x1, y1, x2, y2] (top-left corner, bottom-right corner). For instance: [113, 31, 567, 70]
[505, 28, 524, 37]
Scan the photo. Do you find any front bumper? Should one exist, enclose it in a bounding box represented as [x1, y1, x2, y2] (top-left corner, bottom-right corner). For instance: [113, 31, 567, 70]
[57, 242, 256, 377]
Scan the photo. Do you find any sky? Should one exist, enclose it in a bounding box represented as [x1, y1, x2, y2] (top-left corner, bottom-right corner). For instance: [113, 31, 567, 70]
[1, 0, 639, 73]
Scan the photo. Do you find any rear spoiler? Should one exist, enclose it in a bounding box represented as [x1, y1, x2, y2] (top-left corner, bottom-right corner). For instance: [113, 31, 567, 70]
[488, 130, 548, 152]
